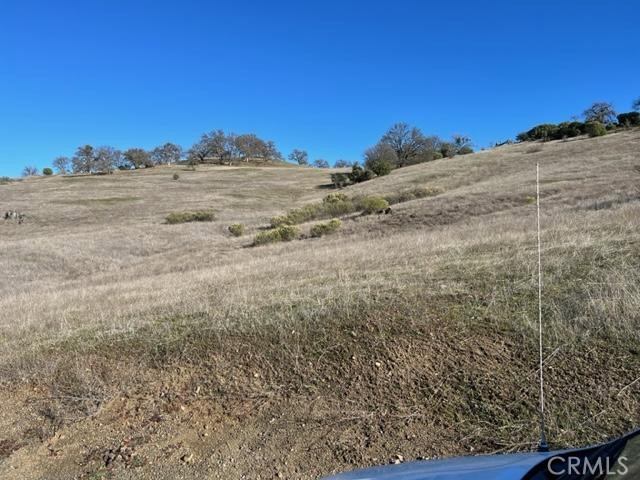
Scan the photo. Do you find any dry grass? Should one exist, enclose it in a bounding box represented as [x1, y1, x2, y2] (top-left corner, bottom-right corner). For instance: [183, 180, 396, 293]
[0, 132, 639, 478]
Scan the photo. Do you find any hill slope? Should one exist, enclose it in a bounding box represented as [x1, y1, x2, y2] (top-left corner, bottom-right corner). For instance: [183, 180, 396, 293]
[1, 131, 639, 479]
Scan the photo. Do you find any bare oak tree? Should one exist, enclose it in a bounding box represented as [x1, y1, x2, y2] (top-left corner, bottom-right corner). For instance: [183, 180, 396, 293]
[313, 158, 330, 168]
[151, 143, 182, 165]
[123, 148, 152, 169]
[288, 149, 309, 165]
[72, 145, 95, 173]
[94, 146, 121, 173]
[22, 165, 38, 176]
[52, 156, 71, 174]
[583, 102, 616, 125]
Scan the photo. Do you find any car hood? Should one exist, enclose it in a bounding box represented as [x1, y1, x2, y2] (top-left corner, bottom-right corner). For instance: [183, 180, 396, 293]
[321, 451, 557, 480]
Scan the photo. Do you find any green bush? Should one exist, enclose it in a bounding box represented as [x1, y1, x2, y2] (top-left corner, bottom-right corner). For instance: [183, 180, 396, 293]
[270, 204, 321, 227]
[586, 121, 607, 137]
[349, 165, 375, 183]
[310, 219, 342, 238]
[165, 210, 215, 224]
[228, 223, 245, 237]
[458, 146, 474, 155]
[617, 112, 640, 127]
[271, 193, 355, 227]
[365, 156, 393, 176]
[42, 167, 53, 176]
[357, 195, 389, 214]
[172, 173, 180, 180]
[431, 151, 443, 160]
[253, 225, 299, 246]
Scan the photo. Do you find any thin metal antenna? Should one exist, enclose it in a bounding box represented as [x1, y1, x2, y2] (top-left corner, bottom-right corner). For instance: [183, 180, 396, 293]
[536, 162, 549, 452]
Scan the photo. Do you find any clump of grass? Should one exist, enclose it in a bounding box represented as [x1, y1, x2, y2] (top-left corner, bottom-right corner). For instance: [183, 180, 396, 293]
[525, 144, 544, 154]
[253, 225, 299, 246]
[310, 218, 342, 238]
[228, 223, 245, 237]
[356, 195, 389, 214]
[172, 173, 180, 181]
[165, 210, 215, 224]
[383, 186, 443, 205]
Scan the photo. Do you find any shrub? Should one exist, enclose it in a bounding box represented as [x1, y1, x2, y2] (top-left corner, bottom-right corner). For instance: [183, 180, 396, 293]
[228, 223, 245, 237]
[357, 195, 389, 214]
[270, 193, 355, 227]
[165, 210, 215, 224]
[330, 172, 350, 188]
[310, 219, 342, 238]
[585, 121, 607, 137]
[323, 192, 348, 204]
[253, 225, 299, 246]
[42, 167, 53, 176]
[458, 146, 474, 155]
[365, 156, 393, 176]
[349, 164, 375, 183]
[172, 173, 180, 180]
[617, 112, 640, 127]
[270, 204, 321, 227]
[431, 151, 443, 160]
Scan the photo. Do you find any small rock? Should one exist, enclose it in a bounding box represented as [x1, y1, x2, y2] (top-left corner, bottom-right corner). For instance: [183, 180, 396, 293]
[390, 454, 404, 464]
[181, 453, 194, 463]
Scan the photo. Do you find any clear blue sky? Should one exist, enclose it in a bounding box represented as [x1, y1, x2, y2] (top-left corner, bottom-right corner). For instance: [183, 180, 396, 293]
[1, 0, 638, 176]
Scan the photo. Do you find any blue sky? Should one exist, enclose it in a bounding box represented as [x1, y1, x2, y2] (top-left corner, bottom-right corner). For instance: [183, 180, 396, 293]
[0, 0, 638, 176]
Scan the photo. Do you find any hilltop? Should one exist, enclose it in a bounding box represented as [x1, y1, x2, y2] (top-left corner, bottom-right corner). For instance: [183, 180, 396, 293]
[1, 130, 639, 479]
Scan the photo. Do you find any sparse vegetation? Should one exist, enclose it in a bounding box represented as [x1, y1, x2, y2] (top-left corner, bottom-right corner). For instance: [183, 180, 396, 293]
[172, 173, 180, 180]
[310, 218, 342, 237]
[270, 187, 441, 228]
[165, 210, 215, 224]
[1, 131, 640, 480]
[228, 223, 245, 236]
[383, 186, 443, 205]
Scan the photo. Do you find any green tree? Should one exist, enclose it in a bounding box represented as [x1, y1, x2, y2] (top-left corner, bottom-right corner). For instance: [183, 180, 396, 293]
[42, 167, 53, 175]
[364, 143, 395, 176]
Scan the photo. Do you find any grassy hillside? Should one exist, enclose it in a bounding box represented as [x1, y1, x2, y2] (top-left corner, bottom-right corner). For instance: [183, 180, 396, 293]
[1, 131, 639, 479]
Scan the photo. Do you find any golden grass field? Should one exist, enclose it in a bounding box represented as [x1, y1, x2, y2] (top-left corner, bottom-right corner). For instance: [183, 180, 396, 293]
[1, 130, 639, 479]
